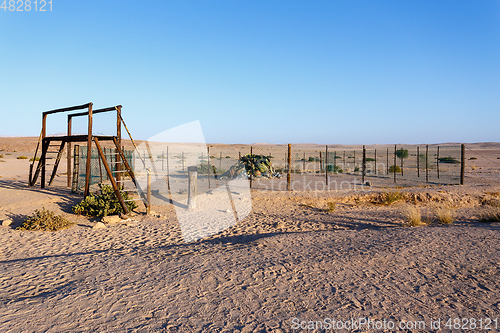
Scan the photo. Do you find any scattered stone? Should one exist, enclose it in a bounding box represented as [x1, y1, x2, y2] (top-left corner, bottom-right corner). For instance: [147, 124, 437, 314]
[2, 219, 13, 226]
[149, 211, 162, 218]
[93, 222, 106, 229]
[101, 215, 122, 224]
[225, 209, 231, 213]
[365, 181, 372, 186]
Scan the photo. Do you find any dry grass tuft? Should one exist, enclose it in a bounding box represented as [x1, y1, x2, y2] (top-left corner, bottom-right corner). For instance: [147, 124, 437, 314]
[479, 207, 500, 223]
[404, 205, 424, 227]
[16, 207, 74, 231]
[435, 206, 454, 224]
[325, 201, 336, 213]
[16, 156, 28, 160]
[377, 190, 405, 205]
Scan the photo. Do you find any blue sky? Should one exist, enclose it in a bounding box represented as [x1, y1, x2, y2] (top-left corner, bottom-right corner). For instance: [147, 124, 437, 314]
[1, 1, 499, 144]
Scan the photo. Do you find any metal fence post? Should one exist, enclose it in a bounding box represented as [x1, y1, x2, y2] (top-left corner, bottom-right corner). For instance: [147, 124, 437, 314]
[417, 146, 420, 178]
[437, 146, 440, 179]
[426, 145, 429, 183]
[325, 145, 328, 187]
[393, 145, 397, 183]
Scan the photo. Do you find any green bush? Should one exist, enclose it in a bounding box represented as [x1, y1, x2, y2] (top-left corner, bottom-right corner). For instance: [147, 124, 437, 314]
[17, 207, 74, 231]
[389, 165, 402, 173]
[29, 157, 40, 162]
[17, 156, 28, 160]
[469, 157, 477, 160]
[438, 157, 460, 164]
[72, 184, 138, 217]
[308, 156, 319, 162]
[197, 164, 223, 174]
[396, 149, 409, 159]
[0, 154, 3, 158]
[326, 165, 343, 173]
[365, 157, 375, 162]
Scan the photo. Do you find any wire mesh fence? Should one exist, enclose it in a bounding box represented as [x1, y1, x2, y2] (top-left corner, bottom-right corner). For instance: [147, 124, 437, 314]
[74, 145, 134, 193]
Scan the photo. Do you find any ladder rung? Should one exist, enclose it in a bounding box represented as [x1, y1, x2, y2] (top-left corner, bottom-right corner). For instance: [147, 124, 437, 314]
[111, 170, 129, 173]
[46, 151, 60, 153]
[105, 153, 121, 156]
[124, 199, 142, 202]
[107, 161, 122, 164]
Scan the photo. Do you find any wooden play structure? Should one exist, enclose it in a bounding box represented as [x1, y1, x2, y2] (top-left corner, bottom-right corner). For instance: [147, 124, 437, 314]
[29, 102, 148, 214]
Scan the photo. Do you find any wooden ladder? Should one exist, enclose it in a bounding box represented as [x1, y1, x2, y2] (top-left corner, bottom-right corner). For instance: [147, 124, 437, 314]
[30, 140, 66, 187]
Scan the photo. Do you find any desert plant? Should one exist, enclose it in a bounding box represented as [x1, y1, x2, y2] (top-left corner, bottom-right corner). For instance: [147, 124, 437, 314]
[380, 190, 405, 205]
[325, 202, 336, 213]
[396, 149, 409, 159]
[72, 184, 138, 217]
[29, 157, 40, 162]
[16, 207, 74, 231]
[438, 157, 460, 164]
[17, 156, 28, 160]
[479, 207, 500, 223]
[365, 157, 375, 162]
[326, 164, 343, 173]
[435, 206, 454, 224]
[0, 154, 3, 158]
[388, 165, 402, 173]
[404, 205, 423, 226]
[469, 157, 477, 160]
[197, 164, 223, 174]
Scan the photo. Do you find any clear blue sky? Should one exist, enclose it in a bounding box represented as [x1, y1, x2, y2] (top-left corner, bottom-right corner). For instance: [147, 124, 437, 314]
[1, 1, 499, 144]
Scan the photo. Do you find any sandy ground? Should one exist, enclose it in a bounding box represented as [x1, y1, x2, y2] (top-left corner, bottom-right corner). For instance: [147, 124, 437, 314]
[1, 138, 500, 332]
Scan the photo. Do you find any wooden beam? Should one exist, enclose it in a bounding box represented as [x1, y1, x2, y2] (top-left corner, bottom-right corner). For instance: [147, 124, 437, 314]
[93, 137, 129, 214]
[84, 103, 93, 197]
[67, 115, 72, 187]
[43, 103, 92, 116]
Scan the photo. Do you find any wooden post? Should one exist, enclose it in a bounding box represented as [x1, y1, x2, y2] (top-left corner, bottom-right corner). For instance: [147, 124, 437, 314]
[319, 151, 322, 172]
[393, 145, 397, 183]
[84, 103, 93, 197]
[417, 146, 420, 178]
[303, 152, 306, 172]
[400, 147, 404, 177]
[207, 147, 211, 189]
[343, 151, 346, 171]
[437, 146, 440, 179]
[116, 106, 122, 184]
[461, 144, 465, 185]
[187, 166, 197, 209]
[334, 151, 337, 173]
[250, 146, 253, 188]
[325, 145, 328, 186]
[67, 115, 72, 187]
[94, 137, 129, 214]
[41, 113, 47, 188]
[374, 149, 377, 175]
[386, 148, 389, 174]
[353, 150, 356, 172]
[426, 145, 429, 183]
[167, 146, 172, 204]
[362, 145, 366, 183]
[147, 169, 151, 214]
[71, 145, 80, 193]
[287, 144, 291, 191]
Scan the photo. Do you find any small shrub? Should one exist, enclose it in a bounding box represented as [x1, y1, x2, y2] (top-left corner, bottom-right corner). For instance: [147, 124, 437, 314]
[0, 154, 3, 158]
[73, 184, 138, 217]
[325, 202, 336, 213]
[17, 156, 28, 160]
[404, 205, 423, 226]
[29, 157, 40, 162]
[5, 153, 11, 155]
[479, 207, 500, 223]
[197, 164, 222, 174]
[365, 157, 375, 162]
[226, 156, 231, 158]
[469, 157, 477, 160]
[17, 207, 74, 231]
[354, 166, 360, 172]
[435, 207, 454, 224]
[396, 149, 409, 159]
[326, 165, 343, 173]
[380, 190, 405, 205]
[308, 156, 319, 162]
[388, 165, 402, 173]
[438, 157, 460, 164]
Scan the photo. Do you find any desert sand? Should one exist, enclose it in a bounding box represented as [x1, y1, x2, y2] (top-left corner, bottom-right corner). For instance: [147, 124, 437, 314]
[1, 138, 500, 332]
